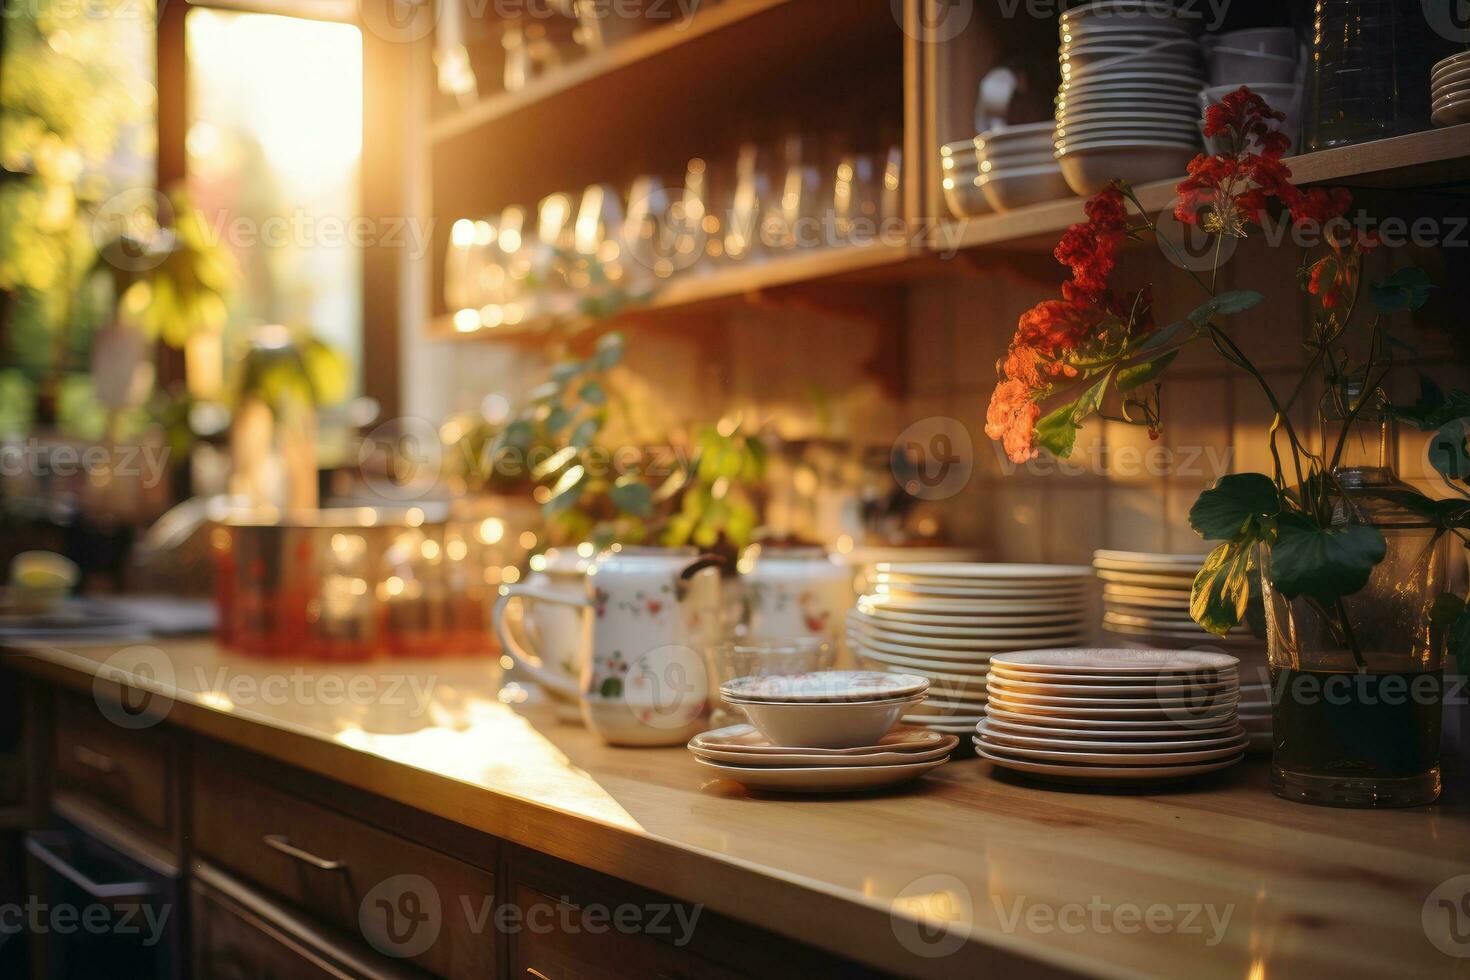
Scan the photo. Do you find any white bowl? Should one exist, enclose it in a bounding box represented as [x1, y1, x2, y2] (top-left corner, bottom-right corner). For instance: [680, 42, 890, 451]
[728, 694, 925, 749]
[978, 165, 1075, 212]
[1060, 0, 1197, 29]
[1432, 97, 1470, 127]
[1433, 50, 1470, 82]
[1061, 70, 1204, 94]
[1055, 119, 1200, 140]
[1199, 81, 1300, 110]
[1206, 48, 1298, 87]
[981, 151, 1062, 172]
[943, 174, 992, 218]
[1057, 142, 1200, 196]
[1210, 26, 1297, 58]
[1057, 109, 1200, 129]
[979, 120, 1058, 140]
[1434, 65, 1470, 93]
[1433, 84, 1470, 110]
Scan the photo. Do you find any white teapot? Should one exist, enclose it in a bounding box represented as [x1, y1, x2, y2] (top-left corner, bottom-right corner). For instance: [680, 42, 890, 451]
[494, 547, 721, 745]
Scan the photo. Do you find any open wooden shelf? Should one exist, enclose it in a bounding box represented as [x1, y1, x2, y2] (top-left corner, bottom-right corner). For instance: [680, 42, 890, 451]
[426, 241, 921, 339]
[934, 123, 1470, 254]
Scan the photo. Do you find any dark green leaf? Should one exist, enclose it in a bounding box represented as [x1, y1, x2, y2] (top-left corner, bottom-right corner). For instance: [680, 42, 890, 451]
[551, 360, 584, 384]
[1431, 593, 1467, 629]
[1188, 290, 1263, 326]
[593, 332, 624, 370]
[569, 417, 600, 449]
[1117, 351, 1179, 392]
[544, 406, 571, 433]
[1268, 516, 1387, 604]
[578, 380, 607, 406]
[608, 478, 654, 518]
[1394, 377, 1470, 432]
[1189, 473, 1281, 541]
[1427, 420, 1470, 483]
[1191, 542, 1252, 636]
[1035, 401, 1081, 458]
[543, 465, 586, 515]
[1370, 266, 1434, 314]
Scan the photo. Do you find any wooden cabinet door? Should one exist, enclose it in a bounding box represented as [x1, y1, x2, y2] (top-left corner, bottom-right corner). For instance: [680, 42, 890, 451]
[52, 691, 177, 844]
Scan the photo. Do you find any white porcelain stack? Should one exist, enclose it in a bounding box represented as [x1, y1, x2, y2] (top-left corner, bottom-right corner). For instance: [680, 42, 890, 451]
[1199, 27, 1302, 155]
[1053, 0, 1204, 195]
[976, 649, 1246, 784]
[846, 563, 1093, 737]
[975, 122, 1074, 212]
[1432, 51, 1470, 127]
[697, 671, 950, 792]
[1093, 550, 1271, 751]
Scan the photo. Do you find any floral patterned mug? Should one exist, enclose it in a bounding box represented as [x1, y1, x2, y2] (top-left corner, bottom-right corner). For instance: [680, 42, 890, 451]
[741, 547, 855, 648]
[494, 547, 721, 745]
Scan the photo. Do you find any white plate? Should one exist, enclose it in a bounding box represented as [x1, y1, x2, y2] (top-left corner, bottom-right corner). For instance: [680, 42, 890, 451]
[977, 732, 1246, 765]
[859, 634, 1083, 659]
[983, 704, 1235, 730]
[1101, 584, 1192, 603]
[983, 674, 1237, 697]
[989, 648, 1238, 674]
[1093, 556, 1204, 575]
[722, 671, 928, 703]
[987, 691, 1237, 717]
[861, 592, 1086, 613]
[988, 667, 1237, 688]
[1095, 569, 1198, 587]
[689, 724, 952, 755]
[977, 745, 1242, 781]
[980, 717, 1244, 745]
[1431, 100, 1470, 127]
[1101, 622, 1257, 645]
[695, 756, 948, 793]
[691, 736, 958, 767]
[855, 619, 1089, 645]
[1094, 551, 1207, 566]
[874, 583, 1087, 600]
[855, 647, 994, 678]
[874, 562, 1092, 580]
[858, 607, 1086, 629]
[907, 719, 983, 732]
[1103, 610, 1203, 630]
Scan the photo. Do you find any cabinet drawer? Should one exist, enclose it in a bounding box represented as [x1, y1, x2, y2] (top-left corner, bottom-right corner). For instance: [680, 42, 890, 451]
[52, 691, 175, 839]
[194, 764, 496, 979]
[192, 870, 425, 980]
[511, 883, 740, 980]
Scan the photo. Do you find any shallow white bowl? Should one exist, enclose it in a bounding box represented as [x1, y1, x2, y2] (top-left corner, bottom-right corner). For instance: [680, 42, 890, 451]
[1055, 119, 1200, 140]
[1433, 50, 1470, 82]
[728, 694, 925, 749]
[943, 174, 991, 218]
[978, 165, 1075, 212]
[1434, 65, 1470, 93]
[1206, 48, 1298, 87]
[980, 151, 1060, 172]
[1056, 142, 1200, 195]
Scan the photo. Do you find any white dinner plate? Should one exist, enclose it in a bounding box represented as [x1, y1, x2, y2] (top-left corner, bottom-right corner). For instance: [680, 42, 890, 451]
[980, 717, 1244, 746]
[691, 737, 957, 767]
[856, 620, 1089, 646]
[859, 634, 1082, 659]
[695, 756, 948, 793]
[983, 674, 1237, 697]
[977, 732, 1247, 765]
[990, 649, 1239, 674]
[689, 724, 952, 755]
[987, 666, 1237, 686]
[983, 704, 1236, 731]
[854, 647, 994, 679]
[858, 600, 1086, 622]
[977, 745, 1243, 781]
[876, 562, 1092, 580]
[986, 692, 1237, 719]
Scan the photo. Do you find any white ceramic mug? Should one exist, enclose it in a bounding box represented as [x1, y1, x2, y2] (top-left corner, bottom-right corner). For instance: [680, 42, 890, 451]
[495, 549, 590, 721]
[495, 547, 721, 745]
[741, 547, 855, 647]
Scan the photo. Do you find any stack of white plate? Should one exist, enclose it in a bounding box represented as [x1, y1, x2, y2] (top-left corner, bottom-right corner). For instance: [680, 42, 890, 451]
[687, 724, 956, 794]
[976, 649, 1247, 784]
[1053, 0, 1203, 195]
[1433, 51, 1470, 127]
[846, 563, 1093, 736]
[975, 122, 1074, 212]
[1094, 549, 1271, 751]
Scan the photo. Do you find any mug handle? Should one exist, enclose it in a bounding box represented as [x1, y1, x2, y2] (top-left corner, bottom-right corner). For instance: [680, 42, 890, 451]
[492, 584, 590, 701]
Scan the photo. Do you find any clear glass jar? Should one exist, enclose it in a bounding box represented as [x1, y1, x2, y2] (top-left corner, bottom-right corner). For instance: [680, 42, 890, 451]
[1262, 382, 1448, 806]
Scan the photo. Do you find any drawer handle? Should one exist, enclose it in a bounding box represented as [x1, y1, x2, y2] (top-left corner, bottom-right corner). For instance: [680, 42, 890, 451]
[25, 832, 156, 901]
[262, 834, 347, 871]
[73, 744, 118, 774]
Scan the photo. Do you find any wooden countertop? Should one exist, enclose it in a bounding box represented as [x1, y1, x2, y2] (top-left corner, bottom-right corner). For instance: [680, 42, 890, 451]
[5, 638, 1469, 979]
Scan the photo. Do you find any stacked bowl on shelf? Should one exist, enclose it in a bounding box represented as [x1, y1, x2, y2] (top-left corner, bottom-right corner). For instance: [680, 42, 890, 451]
[939, 137, 991, 218]
[1432, 51, 1470, 127]
[1199, 27, 1302, 155]
[1094, 550, 1271, 751]
[975, 649, 1247, 784]
[1053, 0, 1203, 195]
[975, 122, 1073, 212]
[846, 563, 1093, 737]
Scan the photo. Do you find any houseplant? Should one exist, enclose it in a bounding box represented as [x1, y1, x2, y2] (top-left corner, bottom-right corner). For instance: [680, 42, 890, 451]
[983, 87, 1468, 807]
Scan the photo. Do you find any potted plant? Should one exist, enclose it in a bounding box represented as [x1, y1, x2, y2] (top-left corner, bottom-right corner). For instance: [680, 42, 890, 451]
[982, 87, 1469, 807]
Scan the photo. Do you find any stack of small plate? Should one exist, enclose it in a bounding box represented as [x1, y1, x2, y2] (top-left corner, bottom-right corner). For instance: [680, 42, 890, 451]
[1432, 51, 1470, 127]
[1093, 549, 1271, 751]
[975, 649, 1246, 784]
[846, 563, 1093, 737]
[688, 724, 957, 794]
[974, 122, 1073, 212]
[1053, 0, 1203, 195]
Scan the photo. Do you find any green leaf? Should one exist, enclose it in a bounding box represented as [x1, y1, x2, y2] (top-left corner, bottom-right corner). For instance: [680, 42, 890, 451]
[599, 677, 623, 699]
[544, 406, 571, 433]
[1191, 542, 1253, 636]
[1034, 372, 1111, 459]
[1370, 266, 1434, 314]
[569, 416, 600, 449]
[1117, 351, 1178, 392]
[593, 332, 624, 370]
[608, 478, 654, 518]
[543, 465, 586, 515]
[578, 380, 607, 406]
[1189, 474, 1281, 542]
[1431, 593, 1467, 629]
[1135, 318, 1197, 355]
[1188, 290, 1263, 326]
[551, 360, 584, 384]
[1268, 515, 1387, 605]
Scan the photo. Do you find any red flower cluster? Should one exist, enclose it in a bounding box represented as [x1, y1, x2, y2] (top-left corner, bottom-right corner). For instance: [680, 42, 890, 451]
[1176, 86, 1354, 234]
[985, 186, 1136, 463]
